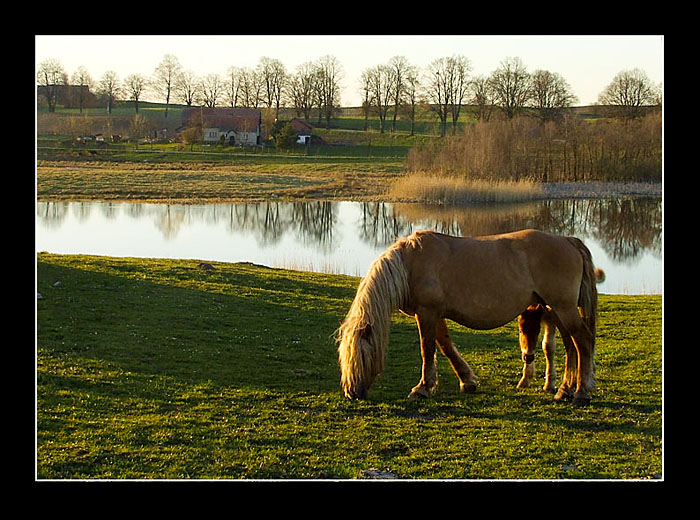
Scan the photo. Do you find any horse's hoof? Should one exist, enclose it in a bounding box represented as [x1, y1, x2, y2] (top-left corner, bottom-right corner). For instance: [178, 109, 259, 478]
[517, 379, 529, 389]
[408, 386, 431, 399]
[543, 384, 557, 394]
[554, 389, 570, 402]
[572, 395, 591, 407]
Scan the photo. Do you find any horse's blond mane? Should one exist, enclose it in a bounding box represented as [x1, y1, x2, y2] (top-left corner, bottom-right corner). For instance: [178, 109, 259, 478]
[336, 238, 410, 398]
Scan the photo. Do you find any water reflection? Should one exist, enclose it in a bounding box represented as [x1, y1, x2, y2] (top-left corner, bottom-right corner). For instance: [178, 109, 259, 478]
[36, 198, 662, 294]
[391, 198, 662, 264]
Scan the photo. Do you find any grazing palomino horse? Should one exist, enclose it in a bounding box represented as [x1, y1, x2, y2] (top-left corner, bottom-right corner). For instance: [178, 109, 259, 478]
[337, 229, 604, 406]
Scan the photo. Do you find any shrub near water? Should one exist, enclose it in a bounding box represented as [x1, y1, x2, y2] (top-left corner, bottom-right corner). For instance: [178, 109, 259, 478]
[388, 174, 544, 204]
[406, 113, 662, 183]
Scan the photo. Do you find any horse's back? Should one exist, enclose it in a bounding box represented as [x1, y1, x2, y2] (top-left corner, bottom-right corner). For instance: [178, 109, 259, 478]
[399, 229, 583, 328]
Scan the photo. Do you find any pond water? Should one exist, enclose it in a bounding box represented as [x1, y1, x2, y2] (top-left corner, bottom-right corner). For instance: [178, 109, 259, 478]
[36, 198, 662, 295]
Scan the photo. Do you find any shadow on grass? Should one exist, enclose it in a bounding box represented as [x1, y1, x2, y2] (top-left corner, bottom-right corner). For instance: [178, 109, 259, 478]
[37, 256, 660, 437]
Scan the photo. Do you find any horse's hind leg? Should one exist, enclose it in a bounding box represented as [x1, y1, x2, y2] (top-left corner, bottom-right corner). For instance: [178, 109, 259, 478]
[435, 318, 478, 394]
[517, 305, 543, 389]
[550, 306, 595, 406]
[541, 311, 557, 393]
[554, 330, 578, 402]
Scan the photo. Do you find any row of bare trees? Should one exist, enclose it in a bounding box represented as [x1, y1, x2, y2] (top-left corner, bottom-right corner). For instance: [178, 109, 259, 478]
[38, 53, 661, 134]
[406, 111, 661, 182]
[361, 55, 662, 137]
[36, 55, 345, 127]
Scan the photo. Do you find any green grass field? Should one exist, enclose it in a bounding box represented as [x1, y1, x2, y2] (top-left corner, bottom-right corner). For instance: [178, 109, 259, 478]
[36, 253, 662, 480]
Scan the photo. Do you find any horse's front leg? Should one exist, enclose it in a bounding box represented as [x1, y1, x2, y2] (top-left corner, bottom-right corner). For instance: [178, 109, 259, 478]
[409, 311, 439, 398]
[435, 318, 478, 394]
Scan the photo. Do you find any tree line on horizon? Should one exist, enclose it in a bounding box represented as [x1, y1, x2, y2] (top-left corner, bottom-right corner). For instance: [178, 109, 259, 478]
[37, 53, 662, 136]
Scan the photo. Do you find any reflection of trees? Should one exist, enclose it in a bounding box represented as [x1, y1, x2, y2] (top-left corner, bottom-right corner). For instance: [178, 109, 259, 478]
[37, 202, 70, 230]
[99, 202, 122, 220]
[532, 198, 661, 262]
[220, 203, 291, 246]
[358, 203, 413, 247]
[152, 205, 188, 241]
[196, 202, 338, 251]
[393, 198, 661, 264]
[393, 202, 542, 238]
[590, 198, 661, 262]
[72, 202, 95, 222]
[124, 203, 145, 220]
[37, 198, 661, 266]
[292, 202, 337, 251]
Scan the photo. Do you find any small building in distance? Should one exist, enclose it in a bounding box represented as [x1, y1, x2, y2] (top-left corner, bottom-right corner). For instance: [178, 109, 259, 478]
[182, 107, 262, 146]
[289, 117, 313, 145]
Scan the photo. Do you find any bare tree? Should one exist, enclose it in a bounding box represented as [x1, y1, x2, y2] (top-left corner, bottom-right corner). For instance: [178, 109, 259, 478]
[153, 54, 182, 118]
[424, 58, 450, 136]
[530, 70, 577, 121]
[199, 74, 223, 107]
[424, 56, 470, 136]
[225, 66, 242, 108]
[37, 59, 67, 112]
[238, 68, 262, 108]
[315, 55, 343, 129]
[598, 68, 657, 120]
[70, 66, 93, 113]
[388, 56, 412, 132]
[489, 57, 531, 119]
[403, 65, 420, 136]
[470, 75, 495, 122]
[366, 64, 392, 133]
[287, 62, 317, 121]
[359, 69, 375, 131]
[258, 57, 287, 121]
[175, 70, 199, 106]
[97, 70, 121, 114]
[448, 55, 471, 134]
[125, 73, 148, 113]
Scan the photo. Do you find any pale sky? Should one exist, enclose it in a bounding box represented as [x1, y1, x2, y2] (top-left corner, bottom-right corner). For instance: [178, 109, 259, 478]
[35, 34, 664, 107]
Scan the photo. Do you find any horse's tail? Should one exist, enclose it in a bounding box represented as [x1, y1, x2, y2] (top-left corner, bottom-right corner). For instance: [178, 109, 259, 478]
[567, 237, 604, 342]
[336, 241, 410, 399]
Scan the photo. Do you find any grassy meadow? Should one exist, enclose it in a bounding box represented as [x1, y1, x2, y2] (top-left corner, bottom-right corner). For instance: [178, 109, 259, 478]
[36, 158, 404, 203]
[36, 253, 662, 480]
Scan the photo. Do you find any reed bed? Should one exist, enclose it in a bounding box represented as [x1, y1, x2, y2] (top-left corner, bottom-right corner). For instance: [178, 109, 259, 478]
[388, 173, 544, 205]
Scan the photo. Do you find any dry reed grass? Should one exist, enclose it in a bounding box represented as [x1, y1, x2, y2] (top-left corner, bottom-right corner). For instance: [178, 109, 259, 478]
[388, 173, 544, 205]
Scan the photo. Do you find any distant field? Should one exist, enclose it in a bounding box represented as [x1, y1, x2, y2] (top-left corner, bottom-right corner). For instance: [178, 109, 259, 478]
[36, 157, 405, 203]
